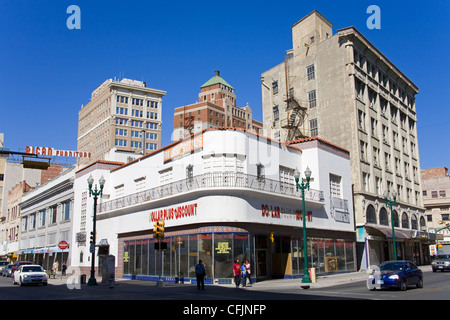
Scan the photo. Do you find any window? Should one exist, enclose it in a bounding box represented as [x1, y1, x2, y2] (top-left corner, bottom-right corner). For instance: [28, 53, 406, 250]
[39, 209, 46, 227]
[115, 139, 127, 147]
[355, 79, 365, 99]
[308, 90, 317, 108]
[306, 64, 315, 80]
[366, 205, 376, 224]
[358, 110, 365, 130]
[273, 106, 279, 121]
[431, 191, 438, 198]
[272, 81, 278, 95]
[257, 164, 265, 181]
[371, 118, 377, 137]
[131, 141, 142, 149]
[379, 208, 389, 226]
[330, 174, 342, 198]
[439, 190, 446, 198]
[63, 201, 70, 221]
[363, 172, 371, 192]
[401, 213, 409, 229]
[360, 141, 367, 161]
[309, 119, 318, 136]
[50, 205, 57, 224]
[373, 147, 380, 167]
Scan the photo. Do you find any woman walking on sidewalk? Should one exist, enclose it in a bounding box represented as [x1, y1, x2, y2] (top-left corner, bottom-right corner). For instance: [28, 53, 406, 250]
[233, 259, 241, 288]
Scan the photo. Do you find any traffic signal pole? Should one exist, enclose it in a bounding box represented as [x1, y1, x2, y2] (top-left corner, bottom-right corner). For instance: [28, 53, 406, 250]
[153, 220, 165, 287]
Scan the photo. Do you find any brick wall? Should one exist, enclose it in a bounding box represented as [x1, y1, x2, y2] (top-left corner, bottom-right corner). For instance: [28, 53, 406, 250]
[40, 165, 63, 184]
[421, 167, 448, 179]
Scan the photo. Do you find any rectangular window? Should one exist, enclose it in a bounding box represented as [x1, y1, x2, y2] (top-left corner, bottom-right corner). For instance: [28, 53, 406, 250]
[309, 118, 318, 136]
[308, 90, 317, 108]
[272, 81, 278, 95]
[273, 106, 279, 121]
[306, 64, 315, 80]
[63, 201, 70, 221]
[330, 174, 342, 198]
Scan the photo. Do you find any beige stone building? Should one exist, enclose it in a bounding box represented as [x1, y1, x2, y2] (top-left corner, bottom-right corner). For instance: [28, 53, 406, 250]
[261, 11, 433, 268]
[77, 78, 166, 168]
[421, 167, 450, 253]
[173, 71, 262, 141]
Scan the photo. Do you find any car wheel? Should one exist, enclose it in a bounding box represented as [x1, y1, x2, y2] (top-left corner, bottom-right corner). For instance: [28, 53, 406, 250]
[12, 278, 16, 285]
[416, 277, 423, 288]
[400, 279, 407, 291]
[19, 277, 24, 286]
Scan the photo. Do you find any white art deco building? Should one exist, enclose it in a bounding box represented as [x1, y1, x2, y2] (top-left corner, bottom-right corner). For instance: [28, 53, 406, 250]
[72, 128, 355, 283]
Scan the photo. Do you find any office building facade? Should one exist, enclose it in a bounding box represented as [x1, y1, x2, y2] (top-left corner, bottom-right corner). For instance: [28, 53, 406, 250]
[77, 78, 166, 168]
[261, 11, 433, 268]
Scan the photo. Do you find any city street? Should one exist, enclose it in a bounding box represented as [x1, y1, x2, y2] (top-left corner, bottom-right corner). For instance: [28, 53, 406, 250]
[1, 269, 449, 301]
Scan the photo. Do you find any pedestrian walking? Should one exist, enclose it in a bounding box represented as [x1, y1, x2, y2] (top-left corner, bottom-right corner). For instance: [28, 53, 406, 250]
[244, 260, 251, 285]
[52, 261, 59, 275]
[195, 259, 206, 291]
[233, 259, 241, 288]
[62, 262, 67, 276]
[240, 262, 247, 287]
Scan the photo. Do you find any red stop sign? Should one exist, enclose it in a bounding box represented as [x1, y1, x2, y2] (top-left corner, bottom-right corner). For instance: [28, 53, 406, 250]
[58, 241, 69, 250]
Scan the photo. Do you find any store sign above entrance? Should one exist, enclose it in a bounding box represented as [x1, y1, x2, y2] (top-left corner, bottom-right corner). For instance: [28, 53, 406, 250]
[163, 135, 203, 163]
[150, 203, 198, 222]
[261, 203, 312, 222]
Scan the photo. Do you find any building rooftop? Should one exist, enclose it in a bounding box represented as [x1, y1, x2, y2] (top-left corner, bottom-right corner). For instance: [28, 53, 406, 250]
[200, 70, 234, 89]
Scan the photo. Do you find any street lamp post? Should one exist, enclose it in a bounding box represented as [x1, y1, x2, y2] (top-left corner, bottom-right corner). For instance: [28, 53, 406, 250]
[294, 166, 312, 284]
[87, 174, 105, 286]
[384, 191, 397, 261]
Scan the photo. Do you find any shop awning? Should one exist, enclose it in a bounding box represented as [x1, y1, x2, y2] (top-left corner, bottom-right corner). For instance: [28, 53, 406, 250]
[16, 247, 69, 255]
[365, 226, 437, 241]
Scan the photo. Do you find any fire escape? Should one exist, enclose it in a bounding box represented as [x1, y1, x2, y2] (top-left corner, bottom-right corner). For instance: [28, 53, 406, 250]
[280, 53, 308, 142]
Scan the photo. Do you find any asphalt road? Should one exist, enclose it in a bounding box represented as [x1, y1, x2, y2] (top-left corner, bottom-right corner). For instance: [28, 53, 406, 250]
[1, 270, 449, 301]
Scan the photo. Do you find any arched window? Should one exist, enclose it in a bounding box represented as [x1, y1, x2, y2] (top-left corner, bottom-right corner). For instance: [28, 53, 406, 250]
[420, 216, 426, 230]
[401, 212, 409, 229]
[411, 214, 418, 230]
[393, 210, 399, 228]
[379, 207, 389, 226]
[366, 205, 377, 224]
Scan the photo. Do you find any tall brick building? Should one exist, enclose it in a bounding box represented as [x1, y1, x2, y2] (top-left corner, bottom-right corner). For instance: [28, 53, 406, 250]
[173, 71, 263, 140]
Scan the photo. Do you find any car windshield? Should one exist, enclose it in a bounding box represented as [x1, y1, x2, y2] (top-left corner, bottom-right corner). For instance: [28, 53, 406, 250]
[436, 255, 450, 260]
[379, 262, 404, 271]
[22, 266, 44, 272]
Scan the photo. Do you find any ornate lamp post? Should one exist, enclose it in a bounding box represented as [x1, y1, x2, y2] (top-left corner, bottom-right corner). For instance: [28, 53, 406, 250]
[294, 166, 312, 284]
[87, 174, 105, 286]
[384, 190, 397, 260]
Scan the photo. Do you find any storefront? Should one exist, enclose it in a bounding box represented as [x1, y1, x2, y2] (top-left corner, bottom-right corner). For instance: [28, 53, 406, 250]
[118, 228, 356, 283]
[15, 247, 69, 272]
[72, 129, 356, 283]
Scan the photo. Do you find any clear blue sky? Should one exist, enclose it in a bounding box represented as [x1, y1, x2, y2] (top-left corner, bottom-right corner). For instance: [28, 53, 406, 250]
[0, 0, 448, 170]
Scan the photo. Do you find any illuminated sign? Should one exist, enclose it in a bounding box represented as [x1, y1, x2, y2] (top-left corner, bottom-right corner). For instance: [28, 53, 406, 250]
[26, 146, 91, 158]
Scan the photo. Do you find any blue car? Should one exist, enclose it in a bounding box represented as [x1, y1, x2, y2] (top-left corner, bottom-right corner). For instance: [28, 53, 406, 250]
[367, 260, 423, 291]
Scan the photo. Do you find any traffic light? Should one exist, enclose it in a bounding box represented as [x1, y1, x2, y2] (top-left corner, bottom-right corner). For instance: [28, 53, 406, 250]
[153, 220, 165, 240]
[90, 231, 95, 244]
[269, 232, 274, 243]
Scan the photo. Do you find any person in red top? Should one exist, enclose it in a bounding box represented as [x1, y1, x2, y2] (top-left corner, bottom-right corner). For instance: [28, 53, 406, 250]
[233, 259, 241, 288]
